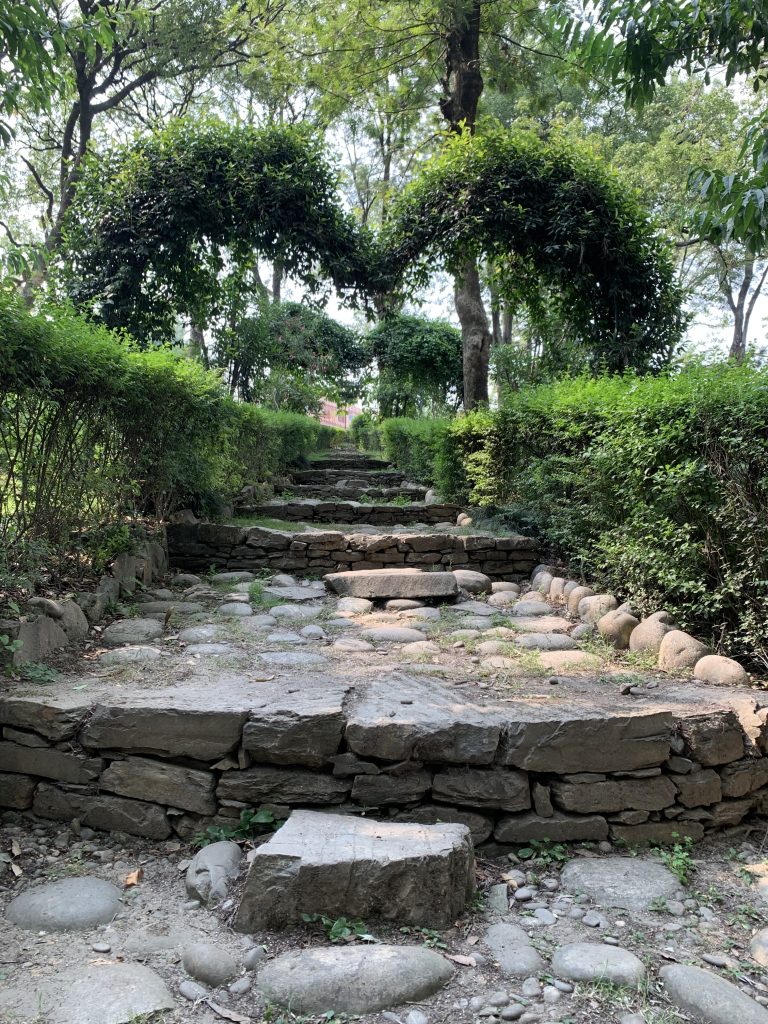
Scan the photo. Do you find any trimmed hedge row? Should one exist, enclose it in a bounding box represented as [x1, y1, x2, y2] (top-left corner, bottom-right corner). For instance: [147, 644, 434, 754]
[0, 296, 333, 554]
[377, 365, 768, 667]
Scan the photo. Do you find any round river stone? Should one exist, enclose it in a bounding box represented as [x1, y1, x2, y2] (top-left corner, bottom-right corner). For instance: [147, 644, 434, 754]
[560, 856, 679, 912]
[6, 877, 121, 931]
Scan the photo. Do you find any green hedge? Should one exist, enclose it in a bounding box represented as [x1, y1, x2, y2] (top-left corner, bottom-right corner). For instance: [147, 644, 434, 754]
[379, 418, 451, 483]
[381, 366, 768, 667]
[0, 296, 329, 557]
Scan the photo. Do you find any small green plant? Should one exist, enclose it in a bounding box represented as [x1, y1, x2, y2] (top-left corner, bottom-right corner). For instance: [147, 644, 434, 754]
[516, 839, 571, 867]
[656, 835, 695, 885]
[302, 913, 375, 943]
[195, 807, 279, 846]
[470, 890, 488, 911]
[399, 925, 448, 949]
[648, 896, 669, 913]
[247, 580, 283, 609]
[15, 661, 61, 685]
[0, 634, 22, 664]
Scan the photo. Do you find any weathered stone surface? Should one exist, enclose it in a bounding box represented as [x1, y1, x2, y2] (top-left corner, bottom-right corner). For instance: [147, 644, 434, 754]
[352, 770, 432, 805]
[241, 681, 350, 767]
[0, 740, 102, 784]
[720, 758, 768, 798]
[560, 857, 679, 912]
[609, 821, 704, 844]
[0, 963, 176, 1024]
[679, 711, 745, 766]
[6, 876, 121, 931]
[658, 630, 708, 670]
[333, 638, 375, 652]
[395, 804, 493, 844]
[0, 771, 36, 808]
[81, 704, 246, 760]
[336, 596, 373, 615]
[661, 963, 768, 1024]
[598, 610, 640, 649]
[495, 811, 608, 843]
[102, 618, 163, 647]
[484, 922, 545, 976]
[100, 645, 161, 665]
[579, 594, 618, 623]
[0, 698, 83, 741]
[185, 642, 240, 657]
[257, 650, 329, 669]
[501, 707, 672, 773]
[262, 586, 319, 603]
[538, 650, 603, 672]
[509, 600, 551, 616]
[325, 568, 459, 601]
[33, 782, 171, 839]
[432, 768, 530, 811]
[674, 768, 722, 807]
[217, 601, 253, 617]
[256, 945, 453, 1014]
[514, 633, 577, 651]
[552, 776, 677, 813]
[628, 611, 675, 654]
[186, 840, 243, 904]
[346, 677, 502, 765]
[100, 755, 216, 815]
[236, 810, 473, 931]
[13, 615, 69, 665]
[360, 626, 429, 643]
[453, 569, 492, 594]
[567, 586, 594, 616]
[218, 766, 350, 805]
[182, 941, 238, 987]
[552, 943, 645, 989]
[750, 928, 768, 967]
[694, 654, 749, 686]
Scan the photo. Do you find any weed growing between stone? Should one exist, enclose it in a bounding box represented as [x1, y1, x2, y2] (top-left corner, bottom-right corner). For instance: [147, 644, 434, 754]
[656, 836, 696, 885]
[302, 914, 376, 944]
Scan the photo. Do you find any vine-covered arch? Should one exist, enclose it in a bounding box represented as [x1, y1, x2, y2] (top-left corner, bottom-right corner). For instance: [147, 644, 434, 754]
[381, 125, 686, 372]
[62, 118, 374, 341]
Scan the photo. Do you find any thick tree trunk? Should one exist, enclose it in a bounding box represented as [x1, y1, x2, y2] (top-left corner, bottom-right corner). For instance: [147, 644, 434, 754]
[272, 259, 283, 303]
[455, 261, 491, 409]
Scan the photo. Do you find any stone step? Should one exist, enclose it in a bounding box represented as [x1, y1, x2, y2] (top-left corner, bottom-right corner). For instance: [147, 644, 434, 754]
[238, 498, 461, 526]
[291, 469, 407, 486]
[308, 456, 391, 471]
[325, 567, 461, 600]
[233, 809, 475, 930]
[276, 483, 429, 501]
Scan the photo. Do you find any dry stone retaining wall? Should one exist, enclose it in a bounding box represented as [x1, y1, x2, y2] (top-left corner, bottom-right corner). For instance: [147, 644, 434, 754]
[2, 677, 767, 848]
[167, 523, 539, 580]
[236, 499, 462, 526]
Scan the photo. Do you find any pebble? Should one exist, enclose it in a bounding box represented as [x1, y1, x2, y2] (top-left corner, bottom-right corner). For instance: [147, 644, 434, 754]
[603, 935, 621, 946]
[183, 899, 200, 911]
[542, 986, 561, 1004]
[541, 878, 559, 892]
[406, 1012, 429, 1024]
[91, 942, 111, 953]
[244, 946, 267, 970]
[487, 991, 509, 1007]
[533, 909, 556, 925]
[514, 887, 535, 902]
[569, 908, 586, 919]
[620, 1016, 645, 1024]
[702, 953, 729, 968]
[521, 977, 540, 997]
[553, 980, 573, 992]
[470, 996, 485, 1011]
[500, 1008, 524, 1021]
[229, 977, 252, 995]
[582, 911, 605, 927]
[667, 899, 686, 917]
[179, 980, 208, 1001]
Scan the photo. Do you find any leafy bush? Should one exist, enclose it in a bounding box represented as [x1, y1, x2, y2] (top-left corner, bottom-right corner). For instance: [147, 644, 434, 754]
[0, 295, 329, 566]
[349, 412, 381, 452]
[379, 418, 451, 484]
[381, 365, 768, 667]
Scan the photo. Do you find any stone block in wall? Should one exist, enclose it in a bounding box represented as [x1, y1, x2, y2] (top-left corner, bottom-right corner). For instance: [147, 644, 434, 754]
[495, 811, 608, 842]
[0, 771, 36, 808]
[100, 756, 217, 815]
[234, 810, 474, 931]
[245, 526, 290, 550]
[432, 767, 530, 812]
[495, 536, 537, 550]
[352, 770, 432, 805]
[33, 782, 171, 839]
[394, 804, 494, 844]
[501, 708, 673, 774]
[673, 769, 722, 808]
[551, 776, 677, 814]
[81, 705, 247, 761]
[405, 552, 441, 564]
[532, 781, 554, 817]
[679, 712, 745, 766]
[217, 766, 351, 805]
[0, 698, 82, 741]
[0, 740, 102, 784]
[611, 821, 705, 844]
[720, 757, 768, 798]
[704, 797, 757, 828]
[241, 682, 351, 768]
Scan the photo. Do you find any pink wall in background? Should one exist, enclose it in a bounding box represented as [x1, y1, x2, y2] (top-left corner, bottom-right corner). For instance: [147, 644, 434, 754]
[319, 401, 362, 430]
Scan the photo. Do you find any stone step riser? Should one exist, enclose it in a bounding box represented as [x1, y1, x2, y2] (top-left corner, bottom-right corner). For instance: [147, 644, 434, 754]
[273, 485, 429, 501]
[237, 500, 461, 526]
[291, 470, 407, 485]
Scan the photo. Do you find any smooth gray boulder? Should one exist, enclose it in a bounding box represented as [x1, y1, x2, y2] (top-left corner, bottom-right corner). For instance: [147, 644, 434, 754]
[182, 941, 238, 987]
[337, 596, 374, 615]
[102, 618, 162, 647]
[658, 629, 708, 670]
[578, 594, 618, 623]
[560, 857, 678, 912]
[629, 611, 675, 654]
[6, 877, 121, 931]
[179, 624, 220, 643]
[216, 602, 253, 617]
[552, 943, 645, 988]
[256, 945, 453, 1014]
[99, 645, 161, 665]
[661, 964, 768, 1024]
[325, 568, 459, 601]
[263, 586, 320, 603]
[484, 922, 545, 976]
[694, 654, 749, 685]
[234, 809, 474, 931]
[453, 569, 492, 594]
[598, 610, 640, 649]
[360, 626, 429, 643]
[186, 841, 243, 904]
[514, 633, 577, 651]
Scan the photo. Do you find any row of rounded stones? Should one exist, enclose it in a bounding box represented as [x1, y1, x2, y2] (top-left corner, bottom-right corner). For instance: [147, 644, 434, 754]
[530, 566, 748, 686]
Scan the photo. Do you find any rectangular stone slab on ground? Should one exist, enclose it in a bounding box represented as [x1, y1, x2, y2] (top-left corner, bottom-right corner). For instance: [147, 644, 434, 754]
[324, 568, 459, 600]
[233, 809, 475, 931]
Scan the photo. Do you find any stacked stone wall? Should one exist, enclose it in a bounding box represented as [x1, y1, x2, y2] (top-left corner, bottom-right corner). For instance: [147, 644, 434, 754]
[237, 499, 461, 526]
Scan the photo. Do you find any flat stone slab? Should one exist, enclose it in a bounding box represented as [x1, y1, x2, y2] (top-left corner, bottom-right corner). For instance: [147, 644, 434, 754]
[661, 963, 768, 1024]
[484, 922, 545, 976]
[504, 615, 572, 633]
[99, 645, 161, 665]
[263, 586, 320, 603]
[0, 963, 175, 1024]
[234, 809, 474, 931]
[186, 642, 240, 657]
[102, 618, 162, 646]
[325, 568, 459, 601]
[256, 651, 329, 669]
[360, 626, 429, 643]
[256, 944, 453, 1014]
[560, 857, 679, 912]
[241, 680, 352, 767]
[552, 943, 646, 989]
[216, 602, 253, 616]
[179, 624, 220, 642]
[515, 633, 577, 651]
[269, 603, 323, 621]
[6, 876, 121, 931]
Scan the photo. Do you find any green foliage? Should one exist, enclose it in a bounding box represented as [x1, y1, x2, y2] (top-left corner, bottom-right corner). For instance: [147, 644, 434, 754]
[349, 411, 381, 452]
[302, 913, 375, 943]
[656, 836, 696, 885]
[516, 840, 572, 867]
[195, 807, 279, 847]
[381, 363, 768, 666]
[62, 118, 374, 341]
[383, 123, 685, 372]
[378, 418, 451, 484]
[366, 314, 463, 416]
[0, 295, 332, 565]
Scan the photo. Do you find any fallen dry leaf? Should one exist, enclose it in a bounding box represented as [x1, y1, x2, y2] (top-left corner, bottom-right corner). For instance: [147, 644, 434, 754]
[207, 1002, 252, 1023]
[11, 863, 22, 877]
[445, 954, 476, 967]
[124, 868, 143, 887]
[252, 675, 275, 682]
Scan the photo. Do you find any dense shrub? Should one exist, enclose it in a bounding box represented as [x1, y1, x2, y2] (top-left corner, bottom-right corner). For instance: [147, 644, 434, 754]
[381, 366, 768, 667]
[0, 296, 329, 561]
[378, 419, 451, 484]
[349, 412, 381, 452]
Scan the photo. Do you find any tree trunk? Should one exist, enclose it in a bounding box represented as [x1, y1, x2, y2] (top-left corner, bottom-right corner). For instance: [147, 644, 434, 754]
[455, 261, 491, 409]
[188, 323, 209, 367]
[272, 259, 283, 303]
